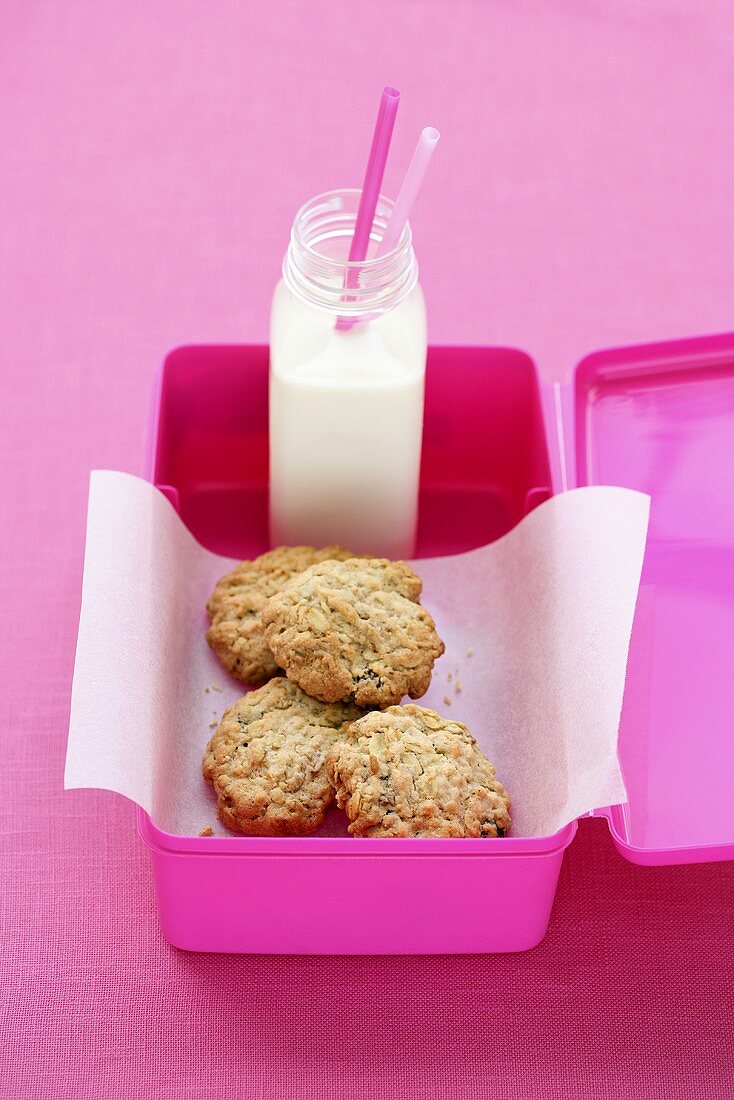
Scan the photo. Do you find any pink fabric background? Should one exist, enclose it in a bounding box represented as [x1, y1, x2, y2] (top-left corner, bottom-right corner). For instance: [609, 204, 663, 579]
[1, 2, 733, 1096]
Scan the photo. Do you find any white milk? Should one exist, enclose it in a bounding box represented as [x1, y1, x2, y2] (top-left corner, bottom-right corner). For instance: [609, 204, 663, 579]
[268, 190, 427, 559]
[269, 281, 426, 558]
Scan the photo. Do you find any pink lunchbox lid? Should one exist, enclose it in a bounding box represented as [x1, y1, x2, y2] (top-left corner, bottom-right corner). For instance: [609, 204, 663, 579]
[541, 330, 734, 867]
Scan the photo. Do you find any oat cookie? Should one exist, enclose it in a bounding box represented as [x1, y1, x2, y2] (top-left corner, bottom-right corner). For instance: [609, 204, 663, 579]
[203, 678, 362, 836]
[327, 704, 511, 838]
[262, 558, 445, 708]
[206, 545, 357, 685]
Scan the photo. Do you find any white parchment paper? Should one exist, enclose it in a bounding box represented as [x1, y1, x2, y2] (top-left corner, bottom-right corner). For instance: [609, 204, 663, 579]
[65, 472, 649, 837]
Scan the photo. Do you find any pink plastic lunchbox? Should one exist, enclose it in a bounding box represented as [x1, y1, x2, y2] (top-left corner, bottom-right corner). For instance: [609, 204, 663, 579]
[138, 336, 734, 953]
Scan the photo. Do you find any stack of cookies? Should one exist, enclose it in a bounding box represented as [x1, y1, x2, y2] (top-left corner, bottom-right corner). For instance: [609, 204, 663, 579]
[203, 547, 511, 839]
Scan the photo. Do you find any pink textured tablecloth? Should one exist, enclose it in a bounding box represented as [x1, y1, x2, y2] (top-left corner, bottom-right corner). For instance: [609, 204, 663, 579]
[1, 2, 733, 1097]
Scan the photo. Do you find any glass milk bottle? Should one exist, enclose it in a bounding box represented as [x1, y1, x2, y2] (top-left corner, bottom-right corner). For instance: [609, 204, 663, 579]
[269, 189, 426, 559]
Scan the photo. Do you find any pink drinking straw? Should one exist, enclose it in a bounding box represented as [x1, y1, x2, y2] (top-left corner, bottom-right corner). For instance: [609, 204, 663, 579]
[376, 126, 440, 257]
[336, 86, 400, 330]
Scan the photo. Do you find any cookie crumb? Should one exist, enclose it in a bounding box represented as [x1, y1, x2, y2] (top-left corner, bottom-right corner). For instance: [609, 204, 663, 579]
[443, 695, 452, 706]
[466, 646, 474, 657]
[455, 681, 462, 694]
[204, 687, 210, 694]
[199, 826, 214, 837]
[209, 720, 218, 729]
[447, 672, 453, 683]
[211, 684, 222, 692]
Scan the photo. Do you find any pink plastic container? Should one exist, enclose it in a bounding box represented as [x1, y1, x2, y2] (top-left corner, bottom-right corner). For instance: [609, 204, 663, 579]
[138, 337, 734, 953]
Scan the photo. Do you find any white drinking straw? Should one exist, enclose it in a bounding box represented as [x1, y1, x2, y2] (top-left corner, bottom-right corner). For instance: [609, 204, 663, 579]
[376, 126, 440, 257]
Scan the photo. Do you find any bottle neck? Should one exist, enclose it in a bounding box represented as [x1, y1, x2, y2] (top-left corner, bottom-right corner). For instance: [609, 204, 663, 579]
[283, 189, 418, 320]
